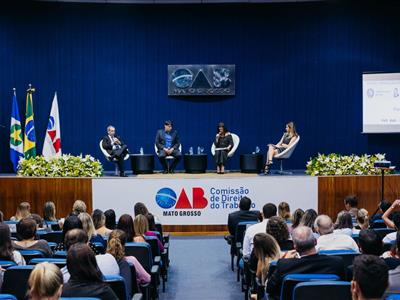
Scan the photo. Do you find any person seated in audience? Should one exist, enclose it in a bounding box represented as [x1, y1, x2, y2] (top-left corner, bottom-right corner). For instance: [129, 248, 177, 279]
[78, 212, 106, 248]
[278, 202, 291, 222]
[351, 255, 388, 300]
[243, 203, 277, 259]
[359, 229, 383, 256]
[382, 231, 400, 259]
[29, 214, 46, 231]
[382, 199, 400, 243]
[12, 218, 52, 257]
[55, 215, 83, 252]
[10, 201, 31, 221]
[370, 200, 391, 225]
[344, 195, 359, 221]
[354, 208, 369, 232]
[117, 214, 135, 242]
[0, 224, 25, 289]
[315, 215, 359, 252]
[266, 226, 346, 300]
[61, 229, 120, 283]
[28, 262, 63, 300]
[107, 229, 151, 285]
[61, 243, 118, 299]
[92, 209, 112, 238]
[104, 209, 117, 230]
[71, 200, 87, 216]
[290, 208, 304, 232]
[384, 237, 400, 297]
[134, 202, 158, 231]
[299, 209, 318, 237]
[133, 215, 165, 252]
[226, 196, 260, 242]
[334, 211, 354, 236]
[266, 216, 293, 251]
[43, 201, 57, 222]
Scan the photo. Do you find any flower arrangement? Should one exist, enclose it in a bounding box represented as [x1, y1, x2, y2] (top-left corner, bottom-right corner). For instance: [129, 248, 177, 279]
[17, 154, 103, 177]
[306, 153, 390, 176]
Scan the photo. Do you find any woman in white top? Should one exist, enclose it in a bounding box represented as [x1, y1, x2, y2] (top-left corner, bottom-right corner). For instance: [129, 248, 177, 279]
[334, 211, 355, 236]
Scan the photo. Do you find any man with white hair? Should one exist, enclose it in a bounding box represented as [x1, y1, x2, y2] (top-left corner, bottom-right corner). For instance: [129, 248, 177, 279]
[315, 215, 359, 252]
[266, 226, 345, 300]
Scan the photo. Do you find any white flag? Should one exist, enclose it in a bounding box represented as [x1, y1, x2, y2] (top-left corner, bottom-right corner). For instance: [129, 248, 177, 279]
[42, 92, 62, 157]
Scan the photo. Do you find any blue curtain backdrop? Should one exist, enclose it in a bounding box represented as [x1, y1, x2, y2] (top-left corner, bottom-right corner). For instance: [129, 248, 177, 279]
[0, 1, 399, 172]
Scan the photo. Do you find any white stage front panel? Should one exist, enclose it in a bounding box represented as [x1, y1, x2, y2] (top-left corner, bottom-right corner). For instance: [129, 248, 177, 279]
[92, 176, 318, 225]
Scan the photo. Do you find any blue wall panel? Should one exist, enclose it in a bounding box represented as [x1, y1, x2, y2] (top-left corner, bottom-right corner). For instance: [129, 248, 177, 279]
[0, 2, 399, 172]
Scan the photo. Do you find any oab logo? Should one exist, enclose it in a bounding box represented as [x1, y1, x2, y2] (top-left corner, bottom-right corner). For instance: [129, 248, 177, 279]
[156, 187, 208, 217]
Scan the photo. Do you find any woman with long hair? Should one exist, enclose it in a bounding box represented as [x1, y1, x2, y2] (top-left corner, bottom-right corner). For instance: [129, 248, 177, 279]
[264, 121, 298, 174]
[278, 202, 291, 222]
[28, 262, 63, 300]
[334, 211, 354, 236]
[78, 212, 106, 248]
[104, 209, 116, 230]
[299, 209, 318, 233]
[10, 202, 31, 221]
[43, 201, 57, 222]
[213, 122, 234, 174]
[117, 214, 135, 242]
[134, 202, 157, 231]
[92, 209, 112, 238]
[356, 208, 369, 231]
[291, 208, 304, 231]
[133, 215, 165, 252]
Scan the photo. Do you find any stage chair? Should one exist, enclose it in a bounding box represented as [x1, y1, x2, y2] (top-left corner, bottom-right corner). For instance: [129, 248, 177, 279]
[279, 273, 340, 300]
[1, 265, 34, 299]
[274, 135, 300, 175]
[318, 250, 359, 268]
[99, 140, 129, 176]
[211, 133, 240, 172]
[154, 144, 182, 173]
[29, 258, 67, 268]
[0, 295, 17, 300]
[18, 250, 45, 263]
[293, 281, 352, 300]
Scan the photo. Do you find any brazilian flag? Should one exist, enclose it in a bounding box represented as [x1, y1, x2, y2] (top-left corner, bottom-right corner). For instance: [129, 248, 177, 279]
[24, 86, 36, 159]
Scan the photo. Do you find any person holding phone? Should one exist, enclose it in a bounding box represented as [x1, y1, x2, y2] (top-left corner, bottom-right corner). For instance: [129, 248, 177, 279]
[264, 121, 298, 174]
[213, 122, 233, 174]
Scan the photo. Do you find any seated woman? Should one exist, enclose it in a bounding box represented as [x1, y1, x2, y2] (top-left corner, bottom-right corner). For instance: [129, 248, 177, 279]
[355, 208, 369, 232]
[43, 201, 57, 230]
[92, 209, 112, 238]
[0, 224, 25, 289]
[61, 243, 118, 299]
[213, 122, 233, 174]
[107, 229, 151, 288]
[134, 202, 158, 231]
[133, 215, 165, 252]
[290, 208, 304, 233]
[266, 216, 294, 251]
[55, 215, 83, 252]
[12, 218, 52, 257]
[334, 211, 354, 236]
[117, 214, 135, 242]
[278, 202, 291, 222]
[104, 209, 117, 230]
[78, 212, 106, 249]
[10, 202, 31, 221]
[264, 121, 298, 174]
[299, 209, 318, 237]
[28, 262, 63, 300]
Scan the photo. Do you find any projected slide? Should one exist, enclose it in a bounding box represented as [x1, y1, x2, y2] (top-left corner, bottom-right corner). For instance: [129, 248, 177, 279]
[363, 72, 400, 133]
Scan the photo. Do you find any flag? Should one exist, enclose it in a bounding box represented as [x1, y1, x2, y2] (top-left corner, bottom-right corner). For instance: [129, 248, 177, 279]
[43, 92, 62, 157]
[23, 85, 36, 159]
[10, 89, 24, 172]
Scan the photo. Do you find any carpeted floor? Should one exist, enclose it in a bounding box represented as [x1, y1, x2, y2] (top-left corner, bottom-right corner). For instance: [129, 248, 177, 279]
[161, 236, 243, 300]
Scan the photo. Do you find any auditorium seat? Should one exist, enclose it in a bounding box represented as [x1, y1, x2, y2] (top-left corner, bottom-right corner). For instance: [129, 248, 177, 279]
[144, 236, 166, 292]
[41, 231, 63, 244]
[29, 258, 67, 268]
[60, 298, 101, 300]
[53, 250, 67, 258]
[371, 219, 388, 229]
[99, 140, 130, 176]
[0, 261, 17, 269]
[279, 273, 340, 300]
[292, 281, 352, 300]
[153, 144, 182, 173]
[232, 221, 257, 274]
[0, 295, 17, 300]
[103, 275, 129, 300]
[318, 250, 359, 268]
[386, 294, 400, 300]
[18, 249, 45, 263]
[374, 228, 396, 240]
[1, 265, 34, 300]
[274, 135, 300, 175]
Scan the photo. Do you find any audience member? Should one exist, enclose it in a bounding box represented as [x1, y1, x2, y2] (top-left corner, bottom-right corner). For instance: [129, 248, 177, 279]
[334, 211, 354, 236]
[10, 202, 31, 221]
[133, 215, 165, 252]
[117, 214, 135, 242]
[358, 229, 383, 256]
[134, 202, 157, 231]
[55, 215, 83, 251]
[266, 216, 293, 251]
[104, 209, 117, 230]
[61, 243, 118, 299]
[290, 208, 304, 232]
[382, 200, 400, 243]
[266, 226, 345, 300]
[227, 196, 260, 238]
[351, 255, 388, 300]
[29, 214, 45, 230]
[299, 209, 318, 234]
[315, 215, 359, 252]
[243, 203, 277, 258]
[370, 200, 391, 224]
[12, 218, 52, 257]
[278, 202, 291, 222]
[71, 200, 87, 216]
[28, 262, 63, 300]
[344, 195, 359, 220]
[384, 241, 400, 297]
[78, 212, 106, 248]
[43, 201, 57, 222]
[355, 208, 369, 231]
[92, 209, 112, 238]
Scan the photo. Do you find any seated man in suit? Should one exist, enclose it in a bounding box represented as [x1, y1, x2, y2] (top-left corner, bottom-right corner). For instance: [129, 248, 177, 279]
[155, 120, 181, 174]
[102, 125, 129, 177]
[266, 226, 346, 300]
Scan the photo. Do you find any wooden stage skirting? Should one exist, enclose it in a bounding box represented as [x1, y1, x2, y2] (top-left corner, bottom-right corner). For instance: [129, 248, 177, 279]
[0, 174, 399, 234]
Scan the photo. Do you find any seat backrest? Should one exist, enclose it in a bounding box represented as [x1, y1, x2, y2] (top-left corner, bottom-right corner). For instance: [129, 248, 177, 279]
[99, 140, 111, 158]
[386, 294, 400, 300]
[144, 236, 161, 259]
[118, 259, 134, 299]
[211, 133, 240, 157]
[2, 265, 35, 300]
[19, 250, 45, 263]
[29, 258, 67, 268]
[53, 250, 67, 258]
[60, 298, 101, 300]
[41, 231, 63, 244]
[125, 243, 153, 273]
[155, 223, 164, 239]
[235, 221, 257, 245]
[0, 260, 17, 269]
[371, 219, 387, 229]
[293, 281, 352, 300]
[275, 135, 300, 159]
[104, 274, 128, 300]
[280, 273, 340, 300]
[0, 295, 18, 300]
[318, 250, 359, 268]
[374, 228, 396, 240]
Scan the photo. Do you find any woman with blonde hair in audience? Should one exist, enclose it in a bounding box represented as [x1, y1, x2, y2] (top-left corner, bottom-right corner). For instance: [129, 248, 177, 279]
[10, 202, 31, 221]
[278, 202, 291, 222]
[92, 209, 112, 238]
[355, 208, 369, 231]
[71, 200, 86, 216]
[78, 212, 106, 248]
[133, 215, 165, 252]
[28, 262, 63, 300]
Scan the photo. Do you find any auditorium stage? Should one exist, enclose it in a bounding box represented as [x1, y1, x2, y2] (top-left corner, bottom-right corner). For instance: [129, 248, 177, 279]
[0, 172, 399, 234]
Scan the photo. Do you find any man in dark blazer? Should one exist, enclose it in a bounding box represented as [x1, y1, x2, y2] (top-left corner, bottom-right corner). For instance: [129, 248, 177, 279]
[227, 196, 260, 237]
[155, 120, 181, 173]
[266, 226, 346, 300]
[102, 125, 129, 177]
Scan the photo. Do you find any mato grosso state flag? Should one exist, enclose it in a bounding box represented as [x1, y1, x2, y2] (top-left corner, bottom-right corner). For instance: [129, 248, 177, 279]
[9, 89, 24, 172]
[23, 85, 36, 159]
[42, 92, 62, 157]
